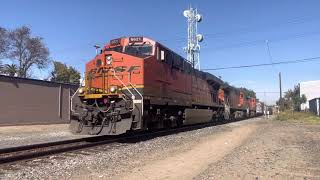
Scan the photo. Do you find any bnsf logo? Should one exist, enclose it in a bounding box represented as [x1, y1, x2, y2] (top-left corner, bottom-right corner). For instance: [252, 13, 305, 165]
[89, 66, 140, 74]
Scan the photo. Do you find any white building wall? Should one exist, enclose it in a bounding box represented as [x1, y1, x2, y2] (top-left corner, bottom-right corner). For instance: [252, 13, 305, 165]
[300, 80, 320, 110]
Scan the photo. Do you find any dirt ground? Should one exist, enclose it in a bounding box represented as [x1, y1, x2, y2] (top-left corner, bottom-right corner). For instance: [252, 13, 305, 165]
[0, 124, 68, 135]
[0, 124, 89, 148]
[1, 117, 319, 180]
[113, 117, 320, 180]
[195, 119, 320, 180]
[114, 122, 257, 180]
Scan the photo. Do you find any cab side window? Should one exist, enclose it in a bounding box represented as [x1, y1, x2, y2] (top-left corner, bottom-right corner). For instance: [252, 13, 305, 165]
[161, 50, 165, 61]
[157, 45, 167, 62]
[156, 45, 179, 68]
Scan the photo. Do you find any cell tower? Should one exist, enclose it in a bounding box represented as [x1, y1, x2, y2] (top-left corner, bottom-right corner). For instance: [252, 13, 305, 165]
[183, 6, 204, 70]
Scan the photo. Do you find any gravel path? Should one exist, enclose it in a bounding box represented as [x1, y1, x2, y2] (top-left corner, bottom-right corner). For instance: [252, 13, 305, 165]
[1, 116, 319, 180]
[195, 120, 320, 180]
[0, 124, 89, 148]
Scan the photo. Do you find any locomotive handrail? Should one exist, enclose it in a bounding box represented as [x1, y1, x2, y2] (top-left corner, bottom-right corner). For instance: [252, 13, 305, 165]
[70, 77, 85, 113]
[128, 81, 144, 116]
[70, 87, 79, 113]
[110, 69, 135, 100]
[110, 68, 144, 117]
[128, 82, 143, 99]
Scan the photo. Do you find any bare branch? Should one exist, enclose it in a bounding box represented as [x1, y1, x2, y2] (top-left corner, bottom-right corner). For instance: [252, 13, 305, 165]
[0, 27, 8, 59]
[8, 26, 50, 78]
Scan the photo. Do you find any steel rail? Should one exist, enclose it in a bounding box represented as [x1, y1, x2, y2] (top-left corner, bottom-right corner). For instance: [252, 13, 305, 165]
[0, 116, 261, 165]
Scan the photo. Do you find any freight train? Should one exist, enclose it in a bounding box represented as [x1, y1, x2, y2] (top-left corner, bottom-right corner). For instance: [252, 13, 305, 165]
[70, 36, 257, 135]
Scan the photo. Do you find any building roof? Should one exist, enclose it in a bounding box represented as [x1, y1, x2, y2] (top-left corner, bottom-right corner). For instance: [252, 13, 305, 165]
[0, 75, 79, 87]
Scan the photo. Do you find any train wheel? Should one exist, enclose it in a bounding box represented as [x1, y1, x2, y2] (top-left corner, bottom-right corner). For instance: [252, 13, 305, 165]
[177, 116, 183, 127]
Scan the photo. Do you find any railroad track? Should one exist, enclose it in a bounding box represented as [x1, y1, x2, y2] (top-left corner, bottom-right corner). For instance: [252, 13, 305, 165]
[0, 135, 116, 165]
[0, 117, 258, 165]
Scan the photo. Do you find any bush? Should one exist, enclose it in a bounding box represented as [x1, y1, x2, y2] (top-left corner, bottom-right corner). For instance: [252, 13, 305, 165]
[276, 111, 320, 124]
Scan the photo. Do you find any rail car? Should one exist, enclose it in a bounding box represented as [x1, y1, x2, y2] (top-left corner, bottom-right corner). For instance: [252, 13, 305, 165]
[70, 36, 257, 135]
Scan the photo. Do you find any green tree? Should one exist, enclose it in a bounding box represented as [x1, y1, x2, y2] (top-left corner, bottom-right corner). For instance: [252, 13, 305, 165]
[68, 66, 81, 84]
[50, 61, 80, 84]
[301, 94, 307, 104]
[8, 26, 49, 78]
[2, 64, 18, 76]
[281, 84, 306, 111]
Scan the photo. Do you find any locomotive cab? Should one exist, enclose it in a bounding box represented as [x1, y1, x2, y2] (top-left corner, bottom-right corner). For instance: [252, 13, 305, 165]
[70, 37, 155, 135]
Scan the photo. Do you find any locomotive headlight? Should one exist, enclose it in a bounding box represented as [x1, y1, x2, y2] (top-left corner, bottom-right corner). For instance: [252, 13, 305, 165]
[110, 86, 117, 93]
[78, 87, 84, 94]
[106, 55, 113, 65]
[106, 56, 112, 61]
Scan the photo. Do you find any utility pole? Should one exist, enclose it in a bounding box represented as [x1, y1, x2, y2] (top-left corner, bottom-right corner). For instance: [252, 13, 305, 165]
[279, 72, 282, 111]
[264, 91, 267, 118]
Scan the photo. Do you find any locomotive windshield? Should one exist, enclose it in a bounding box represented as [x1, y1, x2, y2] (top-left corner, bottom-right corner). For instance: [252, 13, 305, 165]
[105, 46, 123, 53]
[124, 44, 153, 58]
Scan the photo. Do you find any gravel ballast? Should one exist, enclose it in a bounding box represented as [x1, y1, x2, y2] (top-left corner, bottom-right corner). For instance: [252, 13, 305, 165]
[1, 116, 319, 180]
[0, 118, 260, 179]
[0, 124, 90, 149]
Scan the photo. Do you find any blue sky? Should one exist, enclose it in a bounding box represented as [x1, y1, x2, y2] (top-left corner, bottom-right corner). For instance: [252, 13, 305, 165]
[1, 0, 320, 104]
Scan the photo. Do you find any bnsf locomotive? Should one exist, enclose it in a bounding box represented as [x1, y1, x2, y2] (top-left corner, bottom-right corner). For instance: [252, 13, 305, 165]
[70, 36, 256, 135]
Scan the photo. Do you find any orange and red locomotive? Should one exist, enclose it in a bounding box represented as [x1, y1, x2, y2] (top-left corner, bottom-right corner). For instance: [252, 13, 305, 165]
[70, 36, 256, 135]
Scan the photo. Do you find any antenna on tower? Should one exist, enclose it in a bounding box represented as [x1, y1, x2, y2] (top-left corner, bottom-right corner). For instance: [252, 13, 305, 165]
[183, 6, 204, 70]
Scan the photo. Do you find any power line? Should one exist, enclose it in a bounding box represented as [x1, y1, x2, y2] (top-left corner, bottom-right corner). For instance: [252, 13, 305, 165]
[203, 16, 318, 38]
[51, 15, 319, 54]
[202, 56, 320, 71]
[201, 30, 320, 51]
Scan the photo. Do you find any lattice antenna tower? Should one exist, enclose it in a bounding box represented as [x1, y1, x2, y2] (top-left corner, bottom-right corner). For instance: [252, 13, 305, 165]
[183, 6, 204, 70]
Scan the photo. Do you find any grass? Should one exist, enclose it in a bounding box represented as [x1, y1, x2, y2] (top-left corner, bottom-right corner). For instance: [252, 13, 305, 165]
[276, 111, 320, 124]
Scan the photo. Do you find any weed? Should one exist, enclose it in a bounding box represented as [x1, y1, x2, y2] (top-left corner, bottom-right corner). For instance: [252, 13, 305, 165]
[276, 111, 320, 124]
